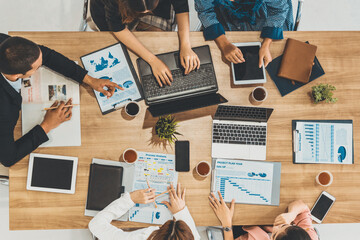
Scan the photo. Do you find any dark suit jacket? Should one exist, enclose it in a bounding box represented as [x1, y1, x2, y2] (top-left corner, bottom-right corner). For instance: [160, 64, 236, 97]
[0, 33, 87, 167]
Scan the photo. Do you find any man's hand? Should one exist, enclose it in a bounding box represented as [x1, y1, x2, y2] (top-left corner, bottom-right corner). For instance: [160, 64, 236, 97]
[259, 38, 273, 68]
[180, 45, 200, 75]
[161, 183, 186, 214]
[83, 74, 123, 98]
[215, 35, 245, 64]
[130, 188, 156, 204]
[40, 99, 73, 134]
[149, 56, 173, 87]
[209, 191, 235, 227]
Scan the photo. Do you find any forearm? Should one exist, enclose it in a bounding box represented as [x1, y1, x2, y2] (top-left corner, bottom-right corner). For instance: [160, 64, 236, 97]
[224, 230, 234, 240]
[176, 12, 191, 49]
[288, 200, 309, 216]
[214, 34, 230, 51]
[262, 38, 272, 48]
[113, 29, 156, 63]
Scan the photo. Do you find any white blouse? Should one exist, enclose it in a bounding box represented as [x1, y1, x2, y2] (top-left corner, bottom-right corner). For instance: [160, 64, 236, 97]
[89, 192, 201, 240]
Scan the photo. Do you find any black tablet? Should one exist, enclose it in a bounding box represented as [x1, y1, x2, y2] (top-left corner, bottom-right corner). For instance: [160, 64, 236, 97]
[27, 153, 78, 194]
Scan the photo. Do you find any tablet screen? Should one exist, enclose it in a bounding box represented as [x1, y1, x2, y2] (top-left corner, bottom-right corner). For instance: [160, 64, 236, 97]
[31, 157, 74, 190]
[233, 46, 264, 81]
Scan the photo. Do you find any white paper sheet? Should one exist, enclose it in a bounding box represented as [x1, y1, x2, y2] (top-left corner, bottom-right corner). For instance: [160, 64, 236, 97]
[213, 159, 274, 205]
[295, 122, 353, 164]
[128, 152, 178, 224]
[21, 66, 81, 147]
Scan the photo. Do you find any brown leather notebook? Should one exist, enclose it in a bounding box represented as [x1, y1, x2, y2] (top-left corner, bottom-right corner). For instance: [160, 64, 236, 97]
[278, 38, 317, 83]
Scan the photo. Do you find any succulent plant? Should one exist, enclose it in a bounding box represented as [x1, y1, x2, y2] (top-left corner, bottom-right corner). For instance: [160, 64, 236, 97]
[155, 115, 181, 143]
[311, 83, 338, 104]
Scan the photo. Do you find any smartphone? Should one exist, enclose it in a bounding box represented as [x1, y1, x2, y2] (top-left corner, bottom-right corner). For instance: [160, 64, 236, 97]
[310, 191, 336, 223]
[175, 141, 190, 172]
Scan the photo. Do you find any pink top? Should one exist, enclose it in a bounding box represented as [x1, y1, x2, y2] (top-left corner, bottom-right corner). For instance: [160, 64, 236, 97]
[236, 207, 319, 240]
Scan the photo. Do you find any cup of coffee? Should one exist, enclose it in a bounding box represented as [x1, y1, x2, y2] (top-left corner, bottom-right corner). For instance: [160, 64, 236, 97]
[196, 161, 211, 177]
[125, 101, 140, 117]
[316, 171, 333, 187]
[251, 86, 268, 103]
[123, 148, 138, 164]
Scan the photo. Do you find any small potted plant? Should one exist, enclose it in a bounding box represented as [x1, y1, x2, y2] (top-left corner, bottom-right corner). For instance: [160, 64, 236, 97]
[311, 83, 338, 104]
[155, 115, 181, 144]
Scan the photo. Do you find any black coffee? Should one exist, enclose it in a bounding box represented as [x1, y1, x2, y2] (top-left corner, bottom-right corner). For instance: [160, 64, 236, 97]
[126, 102, 139, 116]
[253, 88, 266, 101]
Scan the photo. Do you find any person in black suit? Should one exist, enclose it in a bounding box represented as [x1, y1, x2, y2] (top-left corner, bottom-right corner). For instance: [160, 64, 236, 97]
[0, 33, 122, 167]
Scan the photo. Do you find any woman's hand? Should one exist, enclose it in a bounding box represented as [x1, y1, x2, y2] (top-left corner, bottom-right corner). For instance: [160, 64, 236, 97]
[209, 191, 235, 227]
[130, 188, 155, 204]
[180, 45, 200, 75]
[161, 183, 186, 214]
[273, 212, 297, 226]
[259, 38, 273, 68]
[149, 57, 173, 87]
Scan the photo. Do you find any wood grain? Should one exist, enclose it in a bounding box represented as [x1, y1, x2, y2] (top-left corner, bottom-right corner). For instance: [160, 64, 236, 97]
[8, 31, 360, 230]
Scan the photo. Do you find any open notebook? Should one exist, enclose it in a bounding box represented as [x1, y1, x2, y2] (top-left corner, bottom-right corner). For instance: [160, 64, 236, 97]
[21, 66, 81, 147]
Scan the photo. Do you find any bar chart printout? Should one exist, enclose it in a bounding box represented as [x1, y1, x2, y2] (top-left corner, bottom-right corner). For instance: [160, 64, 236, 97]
[214, 159, 274, 205]
[295, 122, 353, 164]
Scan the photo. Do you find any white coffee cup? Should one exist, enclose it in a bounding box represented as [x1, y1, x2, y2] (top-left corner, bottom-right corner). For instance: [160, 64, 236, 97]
[123, 148, 138, 164]
[124, 101, 140, 117]
[251, 86, 268, 102]
[196, 161, 212, 177]
[316, 170, 333, 187]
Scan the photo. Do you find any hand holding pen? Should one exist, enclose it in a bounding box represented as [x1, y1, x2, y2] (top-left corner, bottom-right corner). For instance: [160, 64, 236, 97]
[40, 99, 73, 134]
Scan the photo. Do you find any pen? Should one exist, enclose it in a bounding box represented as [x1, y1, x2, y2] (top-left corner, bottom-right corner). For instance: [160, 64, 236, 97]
[43, 104, 79, 111]
[155, 190, 170, 198]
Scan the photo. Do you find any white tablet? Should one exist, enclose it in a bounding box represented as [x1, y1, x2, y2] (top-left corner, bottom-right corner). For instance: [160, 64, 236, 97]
[27, 153, 78, 194]
[231, 42, 267, 85]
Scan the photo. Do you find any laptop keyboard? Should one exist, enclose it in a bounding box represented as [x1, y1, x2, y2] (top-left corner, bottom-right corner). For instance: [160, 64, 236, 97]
[212, 123, 266, 145]
[141, 63, 216, 101]
[215, 105, 267, 121]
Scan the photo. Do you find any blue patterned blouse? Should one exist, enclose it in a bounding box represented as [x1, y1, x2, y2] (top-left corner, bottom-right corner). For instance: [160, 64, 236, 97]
[195, 0, 294, 41]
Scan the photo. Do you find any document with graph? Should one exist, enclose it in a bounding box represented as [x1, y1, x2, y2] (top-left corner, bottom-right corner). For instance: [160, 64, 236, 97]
[128, 152, 178, 224]
[211, 159, 281, 206]
[293, 120, 353, 164]
[81, 43, 143, 115]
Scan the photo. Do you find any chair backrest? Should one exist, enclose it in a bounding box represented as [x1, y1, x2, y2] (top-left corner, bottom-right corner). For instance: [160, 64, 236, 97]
[0, 164, 9, 186]
[294, 0, 304, 31]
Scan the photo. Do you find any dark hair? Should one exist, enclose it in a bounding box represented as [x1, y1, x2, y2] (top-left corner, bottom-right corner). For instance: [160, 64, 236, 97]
[275, 226, 312, 240]
[147, 220, 194, 240]
[118, 0, 159, 24]
[0, 36, 40, 75]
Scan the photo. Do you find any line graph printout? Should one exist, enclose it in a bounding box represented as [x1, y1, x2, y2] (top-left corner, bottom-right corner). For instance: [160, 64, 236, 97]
[81, 44, 142, 113]
[214, 159, 274, 205]
[129, 152, 178, 224]
[295, 122, 353, 164]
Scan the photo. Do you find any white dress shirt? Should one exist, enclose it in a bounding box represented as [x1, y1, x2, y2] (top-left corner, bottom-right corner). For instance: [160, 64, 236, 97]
[89, 192, 201, 240]
[1, 73, 21, 93]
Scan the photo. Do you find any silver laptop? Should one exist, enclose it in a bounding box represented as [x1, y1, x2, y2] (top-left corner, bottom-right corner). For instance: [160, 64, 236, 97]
[211, 105, 273, 160]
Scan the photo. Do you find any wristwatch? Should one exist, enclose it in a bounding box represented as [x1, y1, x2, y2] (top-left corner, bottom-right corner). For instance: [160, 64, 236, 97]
[223, 226, 232, 232]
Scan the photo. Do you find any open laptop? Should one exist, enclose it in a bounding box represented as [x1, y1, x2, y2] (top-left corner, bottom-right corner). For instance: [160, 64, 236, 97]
[137, 45, 227, 117]
[212, 105, 273, 160]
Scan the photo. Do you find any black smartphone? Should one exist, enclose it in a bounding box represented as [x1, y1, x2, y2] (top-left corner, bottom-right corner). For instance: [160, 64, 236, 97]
[175, 141, 190, 172]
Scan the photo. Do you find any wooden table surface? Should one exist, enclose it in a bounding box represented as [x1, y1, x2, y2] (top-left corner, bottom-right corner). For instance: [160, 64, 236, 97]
[8, 31, 360, 230]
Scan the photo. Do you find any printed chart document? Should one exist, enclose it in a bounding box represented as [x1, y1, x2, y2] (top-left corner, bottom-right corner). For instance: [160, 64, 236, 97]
[21, 66, 81, 147]
[129, 152, 178, 224]
[212, 159, 281, 206]
[294, 121, 353, 164]
[81, 43, 142, 114]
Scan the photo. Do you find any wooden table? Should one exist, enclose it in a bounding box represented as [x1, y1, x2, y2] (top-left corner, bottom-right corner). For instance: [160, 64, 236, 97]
[9, 31, 360, 230]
